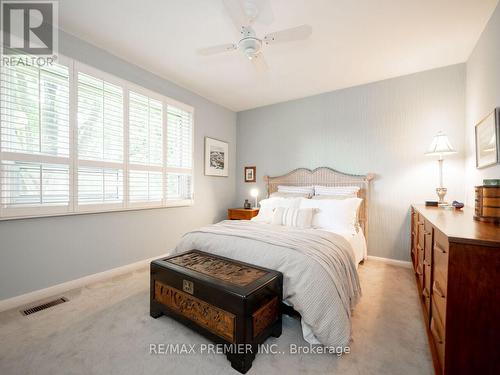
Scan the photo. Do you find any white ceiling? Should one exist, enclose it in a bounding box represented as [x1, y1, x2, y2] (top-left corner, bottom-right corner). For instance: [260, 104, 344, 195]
[59, 0, 498, 111]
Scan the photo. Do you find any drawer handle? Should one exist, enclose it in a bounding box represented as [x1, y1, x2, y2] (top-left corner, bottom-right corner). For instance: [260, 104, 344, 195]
[435, 244, 447, 254]
[422, 288, 430, 298]
[424, 230, 431, 236]
[430, 318, 444, 344]
[433, 281, 446, 298]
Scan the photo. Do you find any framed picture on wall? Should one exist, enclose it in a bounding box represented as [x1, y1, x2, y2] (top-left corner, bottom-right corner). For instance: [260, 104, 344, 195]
[205, 137, 229, 176]
[244, 166, 256, 182]
[475, 108, 500, 169]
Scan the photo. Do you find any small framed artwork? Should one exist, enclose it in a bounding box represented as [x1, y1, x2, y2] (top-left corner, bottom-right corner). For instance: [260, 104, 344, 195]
[205, 137, 229, 176]
[475, 108, 500, 169]
[244, 166, 256, 182]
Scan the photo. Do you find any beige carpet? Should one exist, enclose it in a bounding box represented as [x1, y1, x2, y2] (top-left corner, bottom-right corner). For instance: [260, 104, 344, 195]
[0, 259, 433, 375]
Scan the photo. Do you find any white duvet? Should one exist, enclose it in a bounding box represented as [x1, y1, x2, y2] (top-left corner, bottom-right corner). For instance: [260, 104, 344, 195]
[173, 220, 362, 348]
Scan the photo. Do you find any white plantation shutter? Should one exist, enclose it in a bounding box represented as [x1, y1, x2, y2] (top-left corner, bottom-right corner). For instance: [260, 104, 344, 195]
[77, 167, 123, 204]
[77, 72, 123, 163]
[129, 92, 162, 166]
[129, 170, 162, 202]
[76, 70, 124, 208]
[0, 62, 71, 217]
[166, 104, 193, 202]
[128, 91, 163, 204]
[0, 57, 194, 220]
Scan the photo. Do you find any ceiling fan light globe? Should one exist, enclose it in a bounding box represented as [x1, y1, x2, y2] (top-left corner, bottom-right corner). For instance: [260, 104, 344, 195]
[245, 47, 256, 59]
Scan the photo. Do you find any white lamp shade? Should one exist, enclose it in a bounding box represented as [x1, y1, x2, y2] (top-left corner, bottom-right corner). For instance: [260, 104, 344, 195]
[425, 131, 457, 156]
[250, 188, 259, 198]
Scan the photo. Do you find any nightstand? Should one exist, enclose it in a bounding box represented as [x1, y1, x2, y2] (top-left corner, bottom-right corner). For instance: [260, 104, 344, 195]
[227, 208, 259, 220]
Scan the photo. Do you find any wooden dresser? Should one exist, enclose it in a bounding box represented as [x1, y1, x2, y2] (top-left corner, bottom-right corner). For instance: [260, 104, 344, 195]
[410, 205, 500, 374]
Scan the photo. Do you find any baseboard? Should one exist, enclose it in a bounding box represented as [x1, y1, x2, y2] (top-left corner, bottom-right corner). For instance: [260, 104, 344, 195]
[367, 255, 412, 268]
[0, 253, 169, 313]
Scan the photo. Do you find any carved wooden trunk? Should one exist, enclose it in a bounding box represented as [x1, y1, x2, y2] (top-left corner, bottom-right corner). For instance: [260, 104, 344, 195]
[150, 250, 283, 374]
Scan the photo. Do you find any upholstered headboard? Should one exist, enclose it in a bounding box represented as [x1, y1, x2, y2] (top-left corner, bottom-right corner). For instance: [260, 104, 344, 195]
[263, 167, 375, 240]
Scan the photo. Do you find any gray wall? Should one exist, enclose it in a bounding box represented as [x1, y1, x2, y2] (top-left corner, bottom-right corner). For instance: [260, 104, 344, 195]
[237, 65, 466, 261]
[0, 31, 237, 300]
[465, 3, 500, 204]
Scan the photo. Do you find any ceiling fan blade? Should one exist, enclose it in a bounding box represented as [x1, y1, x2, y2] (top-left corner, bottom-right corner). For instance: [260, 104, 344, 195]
[263, 25, 312, 45]
[197, 43, 237, 56]
[223, 0, 251, 31]
[251, 53, 268, 73]
[245, 0, 274, 25]
[223, 0, 274, 31]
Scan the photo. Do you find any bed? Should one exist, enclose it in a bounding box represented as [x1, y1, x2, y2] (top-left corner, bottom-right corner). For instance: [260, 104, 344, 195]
[173, 167, 374, 348]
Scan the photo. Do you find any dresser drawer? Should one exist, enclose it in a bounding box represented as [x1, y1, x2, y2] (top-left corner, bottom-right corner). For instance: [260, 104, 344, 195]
[481, 187, 500, 197]
[417, 223, 425, 249]
[424, 220, 433, 235]
[434, 228, 449, 253]
[423, 284, 431, 316]
[417, 248, 424, 288]
[434, 236, 449, 289]
[424, 257, 432, 319]
[482, 206, 500, 217]
[424, 231, 432, 263]
[432, 280, 447, 326]
[424, 260, 432, 293]
[482, 197, 500, 206]
[430, 304, 446, 371]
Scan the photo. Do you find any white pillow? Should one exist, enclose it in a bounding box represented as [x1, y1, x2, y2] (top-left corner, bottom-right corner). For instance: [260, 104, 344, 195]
[271, 207, 315, 229]
[314, 185, 360, 198]
[277, 185, 314, 197]
[300, 197, 362, 233]
[252, 197, 302, 223]
[270, 191, 310, 199]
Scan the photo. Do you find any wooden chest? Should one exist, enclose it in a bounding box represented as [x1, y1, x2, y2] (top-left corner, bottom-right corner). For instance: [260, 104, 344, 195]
[475, 186, 500, 224]
[150, 250, 283, 374]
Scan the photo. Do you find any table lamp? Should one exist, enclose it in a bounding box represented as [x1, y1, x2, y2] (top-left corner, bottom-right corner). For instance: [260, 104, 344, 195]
[425, 131, 457, 205]
[250, 188, 259, 208]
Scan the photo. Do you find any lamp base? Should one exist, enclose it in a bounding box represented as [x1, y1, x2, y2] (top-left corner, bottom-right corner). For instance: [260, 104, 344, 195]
[436, 187, 448, 206]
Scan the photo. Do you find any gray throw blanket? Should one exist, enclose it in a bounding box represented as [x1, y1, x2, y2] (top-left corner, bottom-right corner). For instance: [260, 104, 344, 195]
[174, 220, 361, 347]
[189, 220, 361, 314]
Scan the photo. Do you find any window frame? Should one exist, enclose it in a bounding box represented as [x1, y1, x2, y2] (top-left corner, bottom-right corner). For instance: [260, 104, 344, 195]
[0, 54, 74, 219]
[0, 56, 195, 220]
[74, 62, 127, 213]
[164, 97, 195, 208]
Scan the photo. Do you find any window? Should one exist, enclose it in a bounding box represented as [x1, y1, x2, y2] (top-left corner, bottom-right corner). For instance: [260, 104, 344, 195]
[166, 104, 193, 202]
[76, 70, 124, 208]
[1, 61, 71, 217]
[128, 91, 163, 205]
[0, 58, 194, 219]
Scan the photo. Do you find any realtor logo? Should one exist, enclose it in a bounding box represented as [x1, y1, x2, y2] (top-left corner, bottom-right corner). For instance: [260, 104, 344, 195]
[1, 1, 58, 56]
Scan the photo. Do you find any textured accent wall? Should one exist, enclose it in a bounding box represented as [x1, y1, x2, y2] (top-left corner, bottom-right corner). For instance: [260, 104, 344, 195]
[237, 65, 466, 261]
[465, 3, 500, 204]
[0, 31, 237, 301]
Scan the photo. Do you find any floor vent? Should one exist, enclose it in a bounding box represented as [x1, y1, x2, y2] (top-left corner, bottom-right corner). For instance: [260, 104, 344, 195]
[21, 297, 68, 316]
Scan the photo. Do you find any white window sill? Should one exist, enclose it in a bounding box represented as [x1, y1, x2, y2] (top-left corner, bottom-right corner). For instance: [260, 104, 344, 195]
[0, 200, 194, 221]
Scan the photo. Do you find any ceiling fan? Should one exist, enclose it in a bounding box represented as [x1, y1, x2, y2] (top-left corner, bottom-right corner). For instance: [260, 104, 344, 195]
[197, 0, 312, 70]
